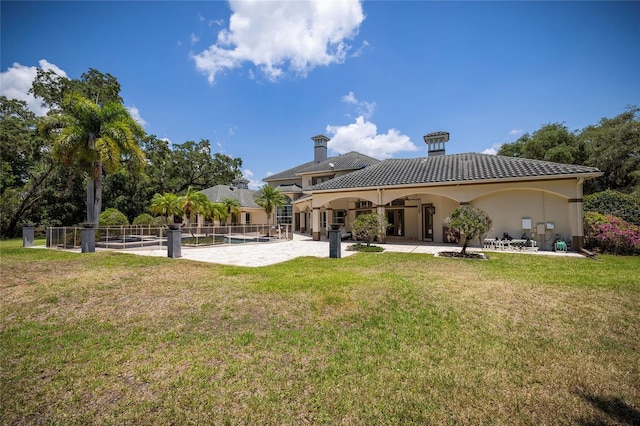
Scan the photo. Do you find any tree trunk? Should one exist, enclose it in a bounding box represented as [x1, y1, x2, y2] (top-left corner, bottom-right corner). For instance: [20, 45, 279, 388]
[86, 133, 99, 224]
[461, 236, 469, 255]
[94, 163, 102, 223]
[86, 176, 95, 223]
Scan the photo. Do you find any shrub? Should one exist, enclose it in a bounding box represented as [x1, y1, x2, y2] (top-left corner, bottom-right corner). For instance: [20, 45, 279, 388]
[584, 190, 640, 226]
[584, 211, 640, 256]
[346, 243, 384, 252]
[99, 208, 129, 227]
[132, 213, 155, 226]
[352, 213, 390, 247]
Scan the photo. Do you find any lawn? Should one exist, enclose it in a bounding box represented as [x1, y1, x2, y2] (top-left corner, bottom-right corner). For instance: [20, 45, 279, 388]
[1, 238, 639, 424]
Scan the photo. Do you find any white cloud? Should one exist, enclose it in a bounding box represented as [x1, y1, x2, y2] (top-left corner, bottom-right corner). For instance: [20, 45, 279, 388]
[192, 0, 365, 84]
[482, 144, 501, 155]
[242, 168, 263, 190]
[351, 40, 369, 57]
[0, 60, 67, 116]
[341, 91, 375, 119]
[326, 116, 418, 159]
[342, 91, 358, 104]
[509, 128, 523, 137]
[190, 33, 200, 44]
[127, 106, 147, 127]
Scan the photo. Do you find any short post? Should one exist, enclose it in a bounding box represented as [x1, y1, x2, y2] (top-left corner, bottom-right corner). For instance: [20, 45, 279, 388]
[167, 225, 181, 258]
[81, 223, 96, 253]
[22, 224, 35, 247]
[329, 223, 342, 259]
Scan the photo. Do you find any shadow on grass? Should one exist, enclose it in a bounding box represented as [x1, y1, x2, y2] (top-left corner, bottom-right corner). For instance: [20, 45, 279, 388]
[575, 391, 640, 425]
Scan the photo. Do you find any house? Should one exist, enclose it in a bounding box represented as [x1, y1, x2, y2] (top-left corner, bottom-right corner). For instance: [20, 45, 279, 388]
[263, 134, 381, 231]
[199, 177, 269, 225]
[265, 133, 602, 251]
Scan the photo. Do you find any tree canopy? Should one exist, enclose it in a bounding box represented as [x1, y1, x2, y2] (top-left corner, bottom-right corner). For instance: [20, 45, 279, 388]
[498, 106, 639, 195]
[40, 93, 145, 224]
[444, 206, 492, 255]
[255, 185, 286, 229]
[0, 68, 245, 237]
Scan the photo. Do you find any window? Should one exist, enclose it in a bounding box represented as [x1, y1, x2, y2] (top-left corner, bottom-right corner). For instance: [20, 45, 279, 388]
[312, 175, 333, 185]
[356, 200, 373, 209]
[244, 212, 251, 225]
[333, 210, 346, 225]
[276, 198, 292, 224]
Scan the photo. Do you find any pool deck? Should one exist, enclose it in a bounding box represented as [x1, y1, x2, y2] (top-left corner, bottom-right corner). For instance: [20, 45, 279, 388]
[120, 232, 583, 267]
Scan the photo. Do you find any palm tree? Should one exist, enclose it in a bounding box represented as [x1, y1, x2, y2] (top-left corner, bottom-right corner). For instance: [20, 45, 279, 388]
[202, 200, 225, 225]
[178, 186, 208, 226]
[40, 93, 145, 224]
[255, 185, 286, 234]
[222, 198, 241, 225]
[149, 192, 181, 223]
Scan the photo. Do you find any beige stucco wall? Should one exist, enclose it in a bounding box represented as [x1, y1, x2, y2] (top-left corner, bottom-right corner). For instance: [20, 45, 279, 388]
[473, 190, 570, 250]
[303, 177, 583, 247]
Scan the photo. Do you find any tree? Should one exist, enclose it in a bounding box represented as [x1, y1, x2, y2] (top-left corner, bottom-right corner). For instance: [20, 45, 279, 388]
[178, 186, 208, 226]
[352, 212, 390, 247]
[202, 200, 226, 225]
[444, 206, 492, 255]
[222, 198, 241, 224]
[168, 140, 243, 193]
[149, 193, 181, 223]
[40, 93, 145, 224]
[580, 106, 640, 195]
[255, 185, 286, 231]
[31, 67, 122, 112]
[497, 123, 583, 164]
[0, 97, 55, 236]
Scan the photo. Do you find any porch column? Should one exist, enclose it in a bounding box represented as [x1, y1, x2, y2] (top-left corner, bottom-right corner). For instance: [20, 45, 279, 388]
[197, 213, 204, 233]
[569, 178, 585, 250]
[376, 205, 386, 243]
[312, 207, 321, 241]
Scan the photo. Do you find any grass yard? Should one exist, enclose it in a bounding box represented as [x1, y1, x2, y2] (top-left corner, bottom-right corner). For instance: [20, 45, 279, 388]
[1, 238, 639, 424]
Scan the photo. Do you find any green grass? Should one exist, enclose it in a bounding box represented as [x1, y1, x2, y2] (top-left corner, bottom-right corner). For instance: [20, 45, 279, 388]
[1, 238, 639, 424]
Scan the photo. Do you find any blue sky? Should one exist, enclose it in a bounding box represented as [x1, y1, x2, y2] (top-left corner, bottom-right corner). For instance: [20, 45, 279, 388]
[2, 1, 638, 189]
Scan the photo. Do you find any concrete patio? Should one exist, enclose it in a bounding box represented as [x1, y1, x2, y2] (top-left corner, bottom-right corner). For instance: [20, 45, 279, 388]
[122, 232, 583, 267]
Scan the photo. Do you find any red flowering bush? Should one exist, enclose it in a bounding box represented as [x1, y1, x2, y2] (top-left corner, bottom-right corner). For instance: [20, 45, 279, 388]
[584, 212, 640, 256]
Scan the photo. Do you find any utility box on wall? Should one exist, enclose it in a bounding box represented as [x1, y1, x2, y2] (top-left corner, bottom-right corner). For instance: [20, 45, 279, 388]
[522, 218, 532, 230]
[536, 223, 546, 235]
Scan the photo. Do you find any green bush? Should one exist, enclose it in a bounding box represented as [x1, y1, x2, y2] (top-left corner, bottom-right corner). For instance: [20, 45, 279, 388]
[584, 190, 640, 226]
[584, 211, 640, 256]
[132, 213, 155, 226]
[347, 243, 384, 252]
[352, 213, 390, 247]
[99, 208, 130, 227]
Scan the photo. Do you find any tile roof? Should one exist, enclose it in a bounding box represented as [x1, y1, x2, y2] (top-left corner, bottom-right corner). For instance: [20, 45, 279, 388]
[264, 151, 380, 181]
[307, 153, 602, 191]
[276, 184, 303, 193]
[200, 185, 260, 208]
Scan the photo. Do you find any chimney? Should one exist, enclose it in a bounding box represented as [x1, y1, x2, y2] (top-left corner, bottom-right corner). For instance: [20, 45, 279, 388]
[311, 134, 329, 163]
[423, 131, 449, 156]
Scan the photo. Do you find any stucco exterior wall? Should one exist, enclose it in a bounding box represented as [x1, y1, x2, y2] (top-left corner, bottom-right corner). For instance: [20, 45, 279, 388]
[474, 190, 570, 250]
[304, 177, 583, 246]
